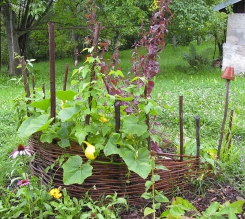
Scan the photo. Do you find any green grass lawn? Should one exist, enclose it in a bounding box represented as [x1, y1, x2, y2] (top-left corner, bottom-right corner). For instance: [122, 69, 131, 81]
[1, 41, 245, 192]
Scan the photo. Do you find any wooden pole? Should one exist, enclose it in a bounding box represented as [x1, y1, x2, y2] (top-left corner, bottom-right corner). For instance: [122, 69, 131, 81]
[226, 109, 234, 149]
[20, 56, 30, 98]
[0, 9, 2, 73]
[63, 63, 69, 91]
[217, 80, 230, 160]
[48, 22, 56, 123]
[179, 96, 184, 161]
[115, 101, 120, 133]
[42, 84, 46, 99]
[195, 115, 200, 168]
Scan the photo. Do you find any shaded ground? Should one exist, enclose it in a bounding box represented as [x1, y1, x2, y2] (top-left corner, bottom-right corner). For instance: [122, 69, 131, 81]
[120, 179, 245, 218]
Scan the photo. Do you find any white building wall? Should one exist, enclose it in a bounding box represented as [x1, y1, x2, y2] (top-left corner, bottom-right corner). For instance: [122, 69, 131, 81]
[222, 13, 245, 74]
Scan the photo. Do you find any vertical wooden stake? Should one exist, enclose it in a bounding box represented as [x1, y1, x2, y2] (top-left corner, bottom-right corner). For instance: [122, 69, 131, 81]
[226, 109, 234, 149]
[20, 56, 30, 98]
[63, 63, 69, 91]
[48, 22, 56, 123]
[42, 84, 46, 99]
[217, 79, 230, 159]
[195, 115, 200, 169]
[179, 96, 184, 161]
[115, 101, 120, 133]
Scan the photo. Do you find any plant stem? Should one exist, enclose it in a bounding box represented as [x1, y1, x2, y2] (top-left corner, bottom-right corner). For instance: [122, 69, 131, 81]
[22, 155, 28, 180]
[152, 160, 156, 219]
[91, 160, 125, 165]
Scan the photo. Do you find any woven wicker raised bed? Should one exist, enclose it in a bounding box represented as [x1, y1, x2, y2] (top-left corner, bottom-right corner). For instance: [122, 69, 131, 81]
[29, 134, 203, 204]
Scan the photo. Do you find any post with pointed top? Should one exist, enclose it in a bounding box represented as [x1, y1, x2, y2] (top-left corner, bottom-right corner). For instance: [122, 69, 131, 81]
[217, 66, 235, 160]
[48, 22, 56, 124]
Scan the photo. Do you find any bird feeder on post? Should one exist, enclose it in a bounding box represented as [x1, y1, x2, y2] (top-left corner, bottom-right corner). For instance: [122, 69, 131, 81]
[217, 66, 235, 160]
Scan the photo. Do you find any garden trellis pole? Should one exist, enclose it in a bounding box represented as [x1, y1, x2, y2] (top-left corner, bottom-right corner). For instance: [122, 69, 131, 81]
[226, 109, 234, 149]
[195, 115, 200, 168]
[48, 22, 56, 124]
[63, 63, 69, 91]
[217, 66, 235, 160]
[179, 96, 184, 161]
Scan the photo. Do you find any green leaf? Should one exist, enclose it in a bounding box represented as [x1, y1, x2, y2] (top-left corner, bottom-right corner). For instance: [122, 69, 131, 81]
[115, 95, 134, 101]
[104, 133, 121, 156]
[58, 106, 80, 121]
[30, 99, 50, 111]
[144, 102, 153, 114]
[75, 126, 88, 145]
[170, 205, 185, 216]
[228, 209, 238, 219]
[18, 115, 53, 137]
[26, 115, 53, 136]
[56, 90, 77, 101]
[108, 70, 124, 77]
[120, 147, 151, 179]
[228, 200, 245, 213]
[40, 132, 57, 143]
[58, 138, 70, 148]
[202, 201, 220, 216]
[145, 180, 153, 191]
[173, 197, 197, 211]
[144, 207, 154, 217]
[160, 209, 170, 218]
[155, 193, 169, 203]
[122, 115, 148, 136]
[155, 164, 168, 171]
[62, 155, 93, 185]
[152, 174, 160, 182]
[17, 116, 33, 137]
[141, 192, 152, 200]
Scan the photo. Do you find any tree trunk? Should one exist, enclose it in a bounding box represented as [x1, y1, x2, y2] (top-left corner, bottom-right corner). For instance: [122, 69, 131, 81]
[2, 5, 21, 76]
[0, 8, 2, 73]
[218, 42, 223, 58]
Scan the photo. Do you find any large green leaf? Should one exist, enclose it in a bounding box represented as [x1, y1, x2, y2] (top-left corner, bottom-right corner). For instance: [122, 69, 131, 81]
[122, 115, 148, 136]
[18, 115, 53, 137]
[120, 147, 151, 179]
[30, 99, 50, 111]
[74, 125, 88, 145]
[56, 90, 77, 101]
[58, 106, 80, 121]
[62, 155, 93, 185]
[104, 133, 121, 156]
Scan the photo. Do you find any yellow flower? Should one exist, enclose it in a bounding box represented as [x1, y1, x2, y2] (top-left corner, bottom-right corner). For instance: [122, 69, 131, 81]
[49, 188, 62, 199]
[83, 141, 96, 160]
[99, 114, 108, 123]
[60, 100, 64, 109]
[208, 149, 217, 160]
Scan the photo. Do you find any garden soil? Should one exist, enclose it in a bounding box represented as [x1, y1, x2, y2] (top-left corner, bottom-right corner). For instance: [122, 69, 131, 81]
[119, 179, 245, 218]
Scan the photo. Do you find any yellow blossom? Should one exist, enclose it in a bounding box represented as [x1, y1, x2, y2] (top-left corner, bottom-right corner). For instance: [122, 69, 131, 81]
[99, 114, 108, 123]
[49, 188, 62, 199]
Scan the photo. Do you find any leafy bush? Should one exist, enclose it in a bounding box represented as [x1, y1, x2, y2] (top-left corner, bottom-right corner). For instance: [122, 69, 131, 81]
[183, 44, 212, 69]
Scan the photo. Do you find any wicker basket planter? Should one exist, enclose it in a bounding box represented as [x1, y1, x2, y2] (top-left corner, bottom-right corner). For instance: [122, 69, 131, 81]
[29, 134, 203, 205]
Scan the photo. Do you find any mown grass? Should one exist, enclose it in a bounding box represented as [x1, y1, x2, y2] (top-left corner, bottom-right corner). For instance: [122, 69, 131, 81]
[0, 41, 245, 193]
